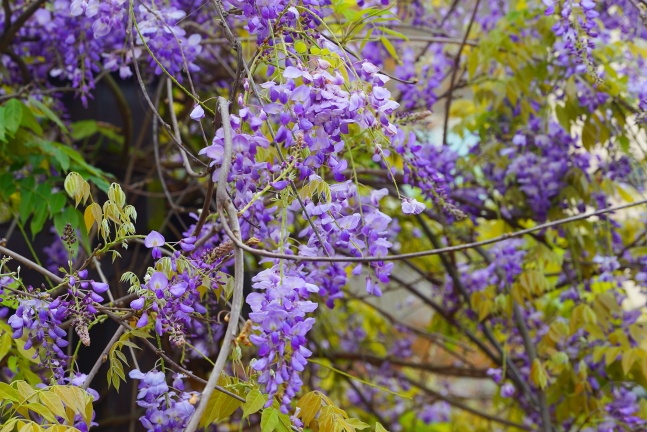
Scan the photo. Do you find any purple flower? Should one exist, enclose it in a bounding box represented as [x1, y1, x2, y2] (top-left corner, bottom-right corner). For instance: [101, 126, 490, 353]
[247, 265, 320, 411]
[137, 313, 149, 328]
[401, 198, 426, 215]
[7, 296, 69, 379]
[190, 105, 205, 120]
[149, 272, 168, 297]
[487, 368, 503, 383]
[90, 281, 109, 293]
[144, 231, 165, 259]
[501, 382, 516, 398]
[420, 401, 450, 424]
[131, 298, 145, 310]
[129, 369, 197, 431]
[179, 236, 196, 252]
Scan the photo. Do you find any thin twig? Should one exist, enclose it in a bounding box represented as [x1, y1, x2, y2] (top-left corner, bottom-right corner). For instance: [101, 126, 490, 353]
[0, 245, 64, 285]
[513, 302, 552, 431]
[126, 0, 205, 168]
[92, 257, 114, 303]
[190, 171, 215, 240]
[98, 305, 245, 402]
[0, 0, 47, 53]
[442, 0, 481, 146]
[82, 326, 126, 390]
[324, 352, 488, 378]
[214, 197, 647, 262]
[402, 375, 531, 430]
[166, 79, 205, 177]
[414, 215, 536, 404]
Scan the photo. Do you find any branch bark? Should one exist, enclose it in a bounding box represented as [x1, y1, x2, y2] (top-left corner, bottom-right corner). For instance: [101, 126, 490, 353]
[184, 96, 245, 432]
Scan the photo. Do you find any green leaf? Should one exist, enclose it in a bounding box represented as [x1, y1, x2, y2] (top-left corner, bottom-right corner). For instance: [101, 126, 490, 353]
[49, 193, 67, 215]
[4, 99, 23, 135]
[260, 408, 279, 432]
[199, 376, 243, 426]
[20, 106, 43, 135]
[0, 107, 5, 142]
[29, 99, 69, 134]
[30, 199, 49, 236]
[71, 120, 98, 141]
[375, 422, 389, 432]
[52, 147, 71, 173]
[379, 36, 399, 62]
[18, 189, 33, 224]
[242, 389, 267, 419]
[0, 173, 16, 199]
[377, 26, 408, 41]
[294, 40, 308, 54]
[581, 117, 597, 150]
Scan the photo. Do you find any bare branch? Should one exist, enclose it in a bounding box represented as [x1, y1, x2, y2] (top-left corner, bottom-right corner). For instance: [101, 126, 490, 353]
[82, 326, 126, 390]
[402, 375, 531, 430]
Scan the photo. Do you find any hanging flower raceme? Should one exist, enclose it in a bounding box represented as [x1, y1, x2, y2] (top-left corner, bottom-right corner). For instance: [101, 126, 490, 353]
[247, 265, 319, 412]
[129, 369, 197, 432]
[131, 264, 206, 347]
[70, 0, 127, 39]
[8, 294, 69, 379]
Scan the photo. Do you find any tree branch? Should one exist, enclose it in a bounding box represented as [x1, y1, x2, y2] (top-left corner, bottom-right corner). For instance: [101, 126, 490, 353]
[0, 244, 64, 285]
[184, 96, 245, 432]
[0, 0, 47, 53]
[323, 352, 489, 378]
[402, 375, 531, 430]
[82, 326, 126, 390]
[216, 197, 647, 262]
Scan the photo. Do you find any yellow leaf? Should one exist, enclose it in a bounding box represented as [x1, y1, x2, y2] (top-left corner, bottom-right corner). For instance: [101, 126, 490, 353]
[107, 183, 126, 208]
[0, 332, 11, 361]
[0, 419, 18, 432]
[615, 183, 636, 203]
[622, 349, 638, 376]
[530, 359, 548, 389]
[39, 390, 67, 420]
[375, 423, 389, 432]
[15, 381, 36, 403]
[294, 41, 308, 54]
[52, 386, 90, 422]
[640, 355, 647, 381]
[296, 391, 323, 426]
[83, 206, 95, 232]
[605, 347, 622, 366]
